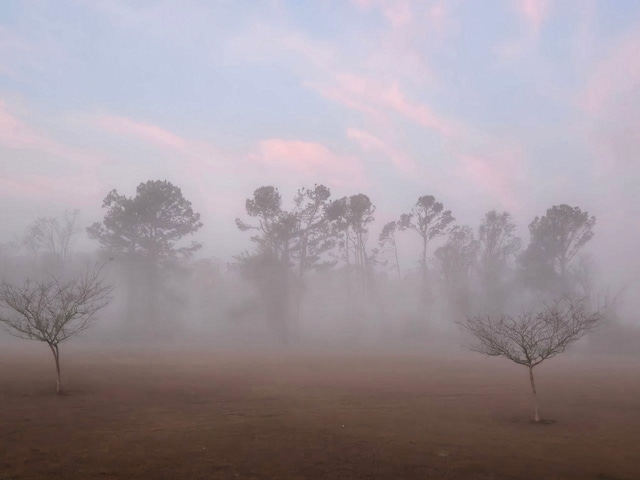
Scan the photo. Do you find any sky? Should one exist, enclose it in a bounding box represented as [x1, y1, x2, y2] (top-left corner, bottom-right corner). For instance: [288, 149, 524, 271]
[0, 0, 639, 283]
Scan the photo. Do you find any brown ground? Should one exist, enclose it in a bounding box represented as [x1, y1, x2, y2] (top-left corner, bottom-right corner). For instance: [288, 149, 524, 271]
[1, 344, 639, 480]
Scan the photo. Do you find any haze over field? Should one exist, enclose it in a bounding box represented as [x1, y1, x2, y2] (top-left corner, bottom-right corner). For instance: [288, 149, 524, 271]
[2, 3, 640, 479]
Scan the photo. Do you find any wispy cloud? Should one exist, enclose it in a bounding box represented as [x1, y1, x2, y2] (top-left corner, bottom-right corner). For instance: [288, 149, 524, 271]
[519, 0, 551, 34]
[580, 25, 640, 115]
[0, 100, 106, 166]
[308, 73, 455, 137]
[249, 139, 368, 188]
[455, 149, 528, 212]
[347, 127, 419, 176]
[96, 114, 189, 151]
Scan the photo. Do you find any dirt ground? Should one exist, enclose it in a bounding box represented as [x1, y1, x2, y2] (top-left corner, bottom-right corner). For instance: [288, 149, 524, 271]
[1, 344, 639, 480]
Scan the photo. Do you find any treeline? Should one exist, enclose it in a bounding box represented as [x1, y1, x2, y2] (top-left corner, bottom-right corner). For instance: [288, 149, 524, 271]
[0, 179, 621, 345]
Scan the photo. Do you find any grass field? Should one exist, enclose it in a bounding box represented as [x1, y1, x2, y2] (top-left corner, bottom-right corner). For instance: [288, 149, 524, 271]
[1, 344, 639, 479]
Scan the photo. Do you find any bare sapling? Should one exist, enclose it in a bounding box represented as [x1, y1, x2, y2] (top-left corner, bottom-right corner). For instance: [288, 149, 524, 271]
[458, 298, 601, 422]
[0, 264, 113, 393]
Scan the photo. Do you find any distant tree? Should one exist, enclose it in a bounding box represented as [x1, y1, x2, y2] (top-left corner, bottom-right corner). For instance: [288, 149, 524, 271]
[458, 298, 601, 422]
[22, 210, 81, 262]
[291, 185, 335, 325]
[326, 194, 376, 293]
[573, 254, 596, 307]
[398, 195, 454, 303]
[87, 180, 202, 259]
[325, 197, 353, 306]
[348, 194, 376, 286]
[378, 221, 401, 280]
[520, 205, 595, 293]
[235, 186, 299, 263]
[0, 265, 112, 393]
[434, 225, 478, 315]
[87, 180, 202, 326]
[518, 240, 558, 293]
[235, 186, 299, 343]
[291, 184, 335, 277]
[477, 210, 521, 283]
[233, 250, 291, 343]
[477, 210, 521, 309]
[325, 197, 350, 265]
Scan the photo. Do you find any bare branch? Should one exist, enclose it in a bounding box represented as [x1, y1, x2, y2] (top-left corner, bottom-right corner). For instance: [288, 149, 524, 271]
[0, 264, 113, 346]
[457, 298, 602, 368]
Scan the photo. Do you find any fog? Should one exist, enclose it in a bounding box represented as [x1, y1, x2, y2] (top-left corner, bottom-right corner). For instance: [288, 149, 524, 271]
[0, 179, 637, 355]
[4, 4, 640, 479]
[2, 0, 640, 355]
[1, 2, 639, 362]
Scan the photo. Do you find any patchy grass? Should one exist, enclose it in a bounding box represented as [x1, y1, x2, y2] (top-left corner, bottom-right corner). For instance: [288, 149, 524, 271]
[1, 346, 639, 479]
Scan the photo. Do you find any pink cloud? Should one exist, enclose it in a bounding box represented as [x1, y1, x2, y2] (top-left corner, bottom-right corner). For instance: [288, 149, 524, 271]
[493, 0, 551, 61]
[95, 114, 188, 151]
[381, 1, 412, 28]
[250, 139, 368, 188]
[0, 175, 56, 199]
[0, 171, 103, 205]
[578, 21, 640, 196]
[0, 100, 62, 152]
[519, 0, 550, 33]
[92, 113, 232, 176]
[0, 100, 107, 166]
[351, 0, 413, 28]
[382, 83, 454, 136]
[305, 80, 384, 120]
[0, 101, 110, 208]
[346, 127, 419, 175]
[427, 1, 448, 27]
[580, 27, 640, 114]
[310, 73, 455, 137]
[455, 149, 527, 212]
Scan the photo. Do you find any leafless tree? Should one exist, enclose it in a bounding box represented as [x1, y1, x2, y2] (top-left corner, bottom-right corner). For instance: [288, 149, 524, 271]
[22, 210, 80, 261]
[0, 265, 113, 393]
[457, 298, 601, 422]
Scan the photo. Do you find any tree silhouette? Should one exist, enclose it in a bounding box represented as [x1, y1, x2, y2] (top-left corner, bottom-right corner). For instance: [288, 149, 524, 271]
[22, 210, 80, 262]
[87, 180, 202, 327]
[291, 184, 335, 277]
[478, 210, 521, 281]
[87, 180, 202, 259]
[398, 195, 454, 304]
[520, 204, 595, 293]
[378, 221, 401, 280]
[477, 210, 521, 308]
[235, 186, 299, 343]
[326, 194, 376, 296]
[290, 185, 335, 328]
[434, 225, 478, 315]
[0, 265, 112, 393]
[458, 298, 601, 422]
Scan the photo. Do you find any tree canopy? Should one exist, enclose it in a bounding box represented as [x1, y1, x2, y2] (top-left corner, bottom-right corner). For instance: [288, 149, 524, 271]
[87, 180, 203, 259]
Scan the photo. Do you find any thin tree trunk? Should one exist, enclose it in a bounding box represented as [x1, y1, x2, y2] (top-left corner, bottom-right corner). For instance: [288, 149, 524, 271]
[293, 273, 304, 342]
[529, 365, 540, 422]
[293, 242, 307, 340]
[360, 234, 368, 294]
[421, 237, 428, 304]
[125, 253, 138, 326]
[393, 240, 401, 281]
[49, 343, 61, 394]
[345, 230, 351, 313]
